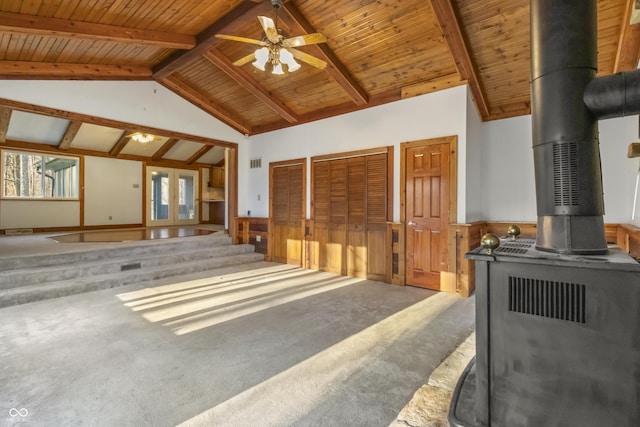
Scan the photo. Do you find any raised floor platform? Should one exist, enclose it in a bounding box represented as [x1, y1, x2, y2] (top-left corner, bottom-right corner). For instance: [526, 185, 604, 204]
[0, 226, 262, 308]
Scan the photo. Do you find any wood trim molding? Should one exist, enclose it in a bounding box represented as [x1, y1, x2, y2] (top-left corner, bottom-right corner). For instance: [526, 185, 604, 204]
[79, 155, 85, 227]
[228, 147, 239, 240]
[310, 146, 391, 163]
[1, 223, 144, 235]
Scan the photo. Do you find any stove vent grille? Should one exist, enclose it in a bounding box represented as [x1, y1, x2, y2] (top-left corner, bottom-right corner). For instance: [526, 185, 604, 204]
[553, 142, 580, 206]
[495, 239, 534, 255]
[509, 276, 586, 323]
[496, 247, 528, 254]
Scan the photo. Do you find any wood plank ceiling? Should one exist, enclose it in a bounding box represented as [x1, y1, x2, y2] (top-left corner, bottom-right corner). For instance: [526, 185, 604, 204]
[0, 0, 638, 137]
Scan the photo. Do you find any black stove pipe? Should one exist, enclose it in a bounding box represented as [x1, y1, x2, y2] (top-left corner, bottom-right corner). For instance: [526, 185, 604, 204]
[530, 0, 607, 254]
[532, 0, 640, 254]
[584, 69, 640, 119]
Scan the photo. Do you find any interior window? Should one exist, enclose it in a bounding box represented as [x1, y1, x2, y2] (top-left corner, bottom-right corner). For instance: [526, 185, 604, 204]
[2, 150, 79, 199]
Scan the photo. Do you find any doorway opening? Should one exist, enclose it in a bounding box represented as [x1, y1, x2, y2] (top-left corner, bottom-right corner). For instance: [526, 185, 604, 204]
[146, 166, 199, 226]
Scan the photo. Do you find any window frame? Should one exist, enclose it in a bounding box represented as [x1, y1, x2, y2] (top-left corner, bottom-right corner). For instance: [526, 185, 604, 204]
[1, 149, 81, 201]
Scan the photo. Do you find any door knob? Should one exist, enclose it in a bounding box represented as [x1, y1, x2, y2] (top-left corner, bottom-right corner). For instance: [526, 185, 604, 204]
[407, 220, 417, 226]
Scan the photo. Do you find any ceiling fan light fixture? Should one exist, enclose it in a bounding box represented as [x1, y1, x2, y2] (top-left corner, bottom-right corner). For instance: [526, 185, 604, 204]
[130, 132, 156, 143]
[279, 48, 301, 72]
[272, 62, 285, 75]
[252, 47, 269, 71]
[216, 0, 328, 75]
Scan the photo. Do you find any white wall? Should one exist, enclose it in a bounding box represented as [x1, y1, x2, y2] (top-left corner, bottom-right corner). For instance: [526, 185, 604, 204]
[1, 201, 80, 229]
[242, 85, 470, 222]
[480, 115, 536, 222]
[84, 156, 143, 226]
[599, 116, 639, 225]
[479, 114, 638, 224]
[465, 90, 484, 222]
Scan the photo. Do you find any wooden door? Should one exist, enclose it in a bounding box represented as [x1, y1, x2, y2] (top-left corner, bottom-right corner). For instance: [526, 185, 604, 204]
[311, 150, 390, 280]
[270, 161, 305, 266]
[405, 143, 450, 290]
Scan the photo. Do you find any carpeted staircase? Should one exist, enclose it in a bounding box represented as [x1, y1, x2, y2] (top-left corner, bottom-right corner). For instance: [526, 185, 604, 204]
[0, 232, 263, 308]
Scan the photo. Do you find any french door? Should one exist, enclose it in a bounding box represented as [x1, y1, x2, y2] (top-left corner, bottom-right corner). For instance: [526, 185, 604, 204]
[146, 166, 199, 226]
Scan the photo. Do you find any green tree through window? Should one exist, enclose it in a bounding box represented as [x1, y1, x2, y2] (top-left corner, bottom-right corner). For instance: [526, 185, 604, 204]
[2, 150, 79, 199]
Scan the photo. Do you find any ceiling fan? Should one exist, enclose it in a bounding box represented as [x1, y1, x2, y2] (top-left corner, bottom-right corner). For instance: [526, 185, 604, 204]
[215, 0, 328, 75]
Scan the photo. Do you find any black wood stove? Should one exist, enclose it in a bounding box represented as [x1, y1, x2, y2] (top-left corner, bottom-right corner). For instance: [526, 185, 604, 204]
[448, 1, 640, 426]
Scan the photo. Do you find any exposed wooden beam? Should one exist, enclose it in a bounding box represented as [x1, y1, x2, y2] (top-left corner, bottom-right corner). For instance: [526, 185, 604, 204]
[0, 61, 152, 80]
[0, 97, 238, 149]
[203, 50, 299, 123]
[58, 120, 83, 150]
[0, 106, 11, 143]
[215, 158, 226, 167]
[152, 138, 180, 161]
[0, 11, 195, 49]
[186, 145, 214, 164]
[153, 0, 266, 79]
[614, 0, 640, 73]
[109, 131, 133, 156]
[157, 76, 253, 135]
[280, 3, 369, 106]
[429, 0, 490, 120]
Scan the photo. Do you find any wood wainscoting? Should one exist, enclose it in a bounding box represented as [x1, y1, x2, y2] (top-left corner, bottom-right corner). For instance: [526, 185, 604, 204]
[236, 217, 638, 298]
[617, 223, 640, 260]
[235, 217, 268, 255]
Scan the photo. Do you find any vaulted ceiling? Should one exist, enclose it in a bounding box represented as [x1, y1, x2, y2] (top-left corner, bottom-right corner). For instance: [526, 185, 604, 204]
[0, 0, 639, 143]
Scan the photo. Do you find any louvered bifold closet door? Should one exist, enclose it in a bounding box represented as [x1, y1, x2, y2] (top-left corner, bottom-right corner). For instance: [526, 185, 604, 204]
[312, 152, 388, 279]
[365, 154, 388, 281]
[347, 157, 366, 277]
[318, 159, 347, 275]
[272, 164, 304, 266]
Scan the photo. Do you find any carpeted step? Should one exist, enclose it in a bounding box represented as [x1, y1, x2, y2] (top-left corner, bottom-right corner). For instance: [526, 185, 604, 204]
[0, 251, 265, 308]
[0, 243, 257, 290]
[0, 232, 232, 271]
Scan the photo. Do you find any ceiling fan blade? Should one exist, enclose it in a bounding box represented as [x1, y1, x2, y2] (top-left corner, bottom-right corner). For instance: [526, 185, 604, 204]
[289, 48, 327, 70]
[233, 53, 256, 67]
[215, 34, 266, 46]
[282, 33, 327, 48]
[258, 16, 280, 43]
